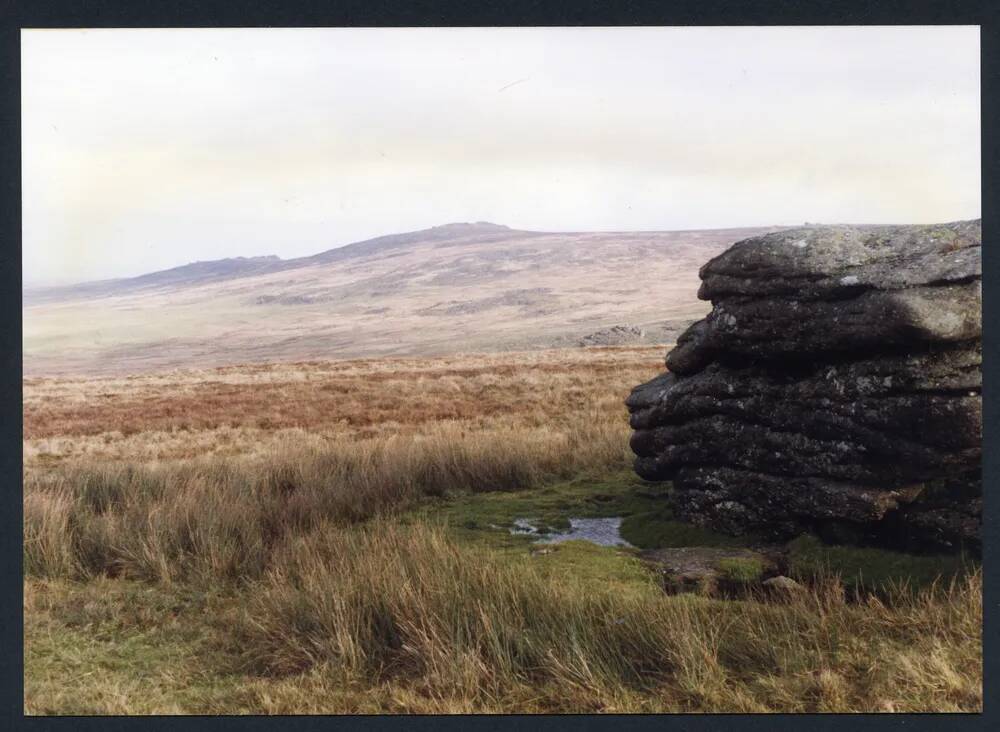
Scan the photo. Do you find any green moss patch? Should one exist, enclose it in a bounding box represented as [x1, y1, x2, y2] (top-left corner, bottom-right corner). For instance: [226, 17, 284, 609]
[787, 534, 977, 592]
[409, 470, 670, 546]
[526, 540, 662, 600]
[619, 508, 747, 550]
[406, 470, 775, 558]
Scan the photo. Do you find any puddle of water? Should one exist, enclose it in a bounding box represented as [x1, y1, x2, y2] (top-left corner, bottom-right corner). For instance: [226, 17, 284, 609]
[509, 517, 633, 548]
[510, 518, 541, 535]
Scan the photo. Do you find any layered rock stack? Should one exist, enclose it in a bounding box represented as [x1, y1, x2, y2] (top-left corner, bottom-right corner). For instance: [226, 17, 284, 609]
[626, 220, 982, 551]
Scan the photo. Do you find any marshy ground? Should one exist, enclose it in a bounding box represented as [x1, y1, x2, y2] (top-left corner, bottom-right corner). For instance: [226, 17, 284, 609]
[23, 347, 981, 713]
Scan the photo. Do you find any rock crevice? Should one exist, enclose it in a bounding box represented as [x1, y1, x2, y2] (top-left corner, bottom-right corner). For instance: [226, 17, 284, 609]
[627, 220, 982, 551]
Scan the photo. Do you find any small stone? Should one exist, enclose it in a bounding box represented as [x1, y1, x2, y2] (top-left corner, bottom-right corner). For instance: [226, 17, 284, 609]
[762, 576, 805, 592]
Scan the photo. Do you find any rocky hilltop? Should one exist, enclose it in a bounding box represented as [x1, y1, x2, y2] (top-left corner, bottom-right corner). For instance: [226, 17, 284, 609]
[626, 220, 982, 551]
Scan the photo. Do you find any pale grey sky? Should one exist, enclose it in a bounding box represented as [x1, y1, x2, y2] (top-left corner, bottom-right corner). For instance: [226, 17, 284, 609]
[22, 26, 980, 286]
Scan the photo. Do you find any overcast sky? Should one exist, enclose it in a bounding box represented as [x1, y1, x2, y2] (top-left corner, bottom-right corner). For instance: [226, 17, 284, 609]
[22, 26, 980, 286]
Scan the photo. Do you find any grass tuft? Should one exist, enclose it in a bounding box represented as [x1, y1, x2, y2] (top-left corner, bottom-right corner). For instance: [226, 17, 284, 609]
[717, 557, 766, 583]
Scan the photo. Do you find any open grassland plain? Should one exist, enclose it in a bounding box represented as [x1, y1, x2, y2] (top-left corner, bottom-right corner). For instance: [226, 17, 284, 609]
[23, 347, 982, 714]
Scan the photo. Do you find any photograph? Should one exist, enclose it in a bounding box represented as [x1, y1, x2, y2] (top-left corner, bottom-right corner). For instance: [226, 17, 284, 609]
[20, 25, 982, 714]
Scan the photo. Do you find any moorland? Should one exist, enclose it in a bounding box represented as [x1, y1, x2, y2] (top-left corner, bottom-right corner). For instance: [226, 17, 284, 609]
[23, 222, 776, 376]
[23, 346, 981, 713]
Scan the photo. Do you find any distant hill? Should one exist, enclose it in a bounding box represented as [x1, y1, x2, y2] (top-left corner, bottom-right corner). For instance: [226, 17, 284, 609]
[25, 255, 285, 305]
[24, 223, 519, 305]
[23, 222, 784, 375]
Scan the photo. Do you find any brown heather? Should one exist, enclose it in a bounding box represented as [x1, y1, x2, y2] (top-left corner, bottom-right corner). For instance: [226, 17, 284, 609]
[24, 346, 662, 463]
[22, 347, 983, 713]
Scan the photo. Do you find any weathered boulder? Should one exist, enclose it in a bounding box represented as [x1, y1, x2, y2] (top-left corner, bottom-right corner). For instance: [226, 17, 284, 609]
[762, 575, 806, 595]
[628, 220, 982, 551]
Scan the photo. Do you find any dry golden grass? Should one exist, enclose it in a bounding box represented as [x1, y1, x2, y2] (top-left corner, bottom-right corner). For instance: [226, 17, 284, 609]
[24, 420, 629, 583]
[230, 521, 982, 714]
[24, 521, 983, 714]
[22, 346, 983, 714]
[25, 347, 657, 584]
